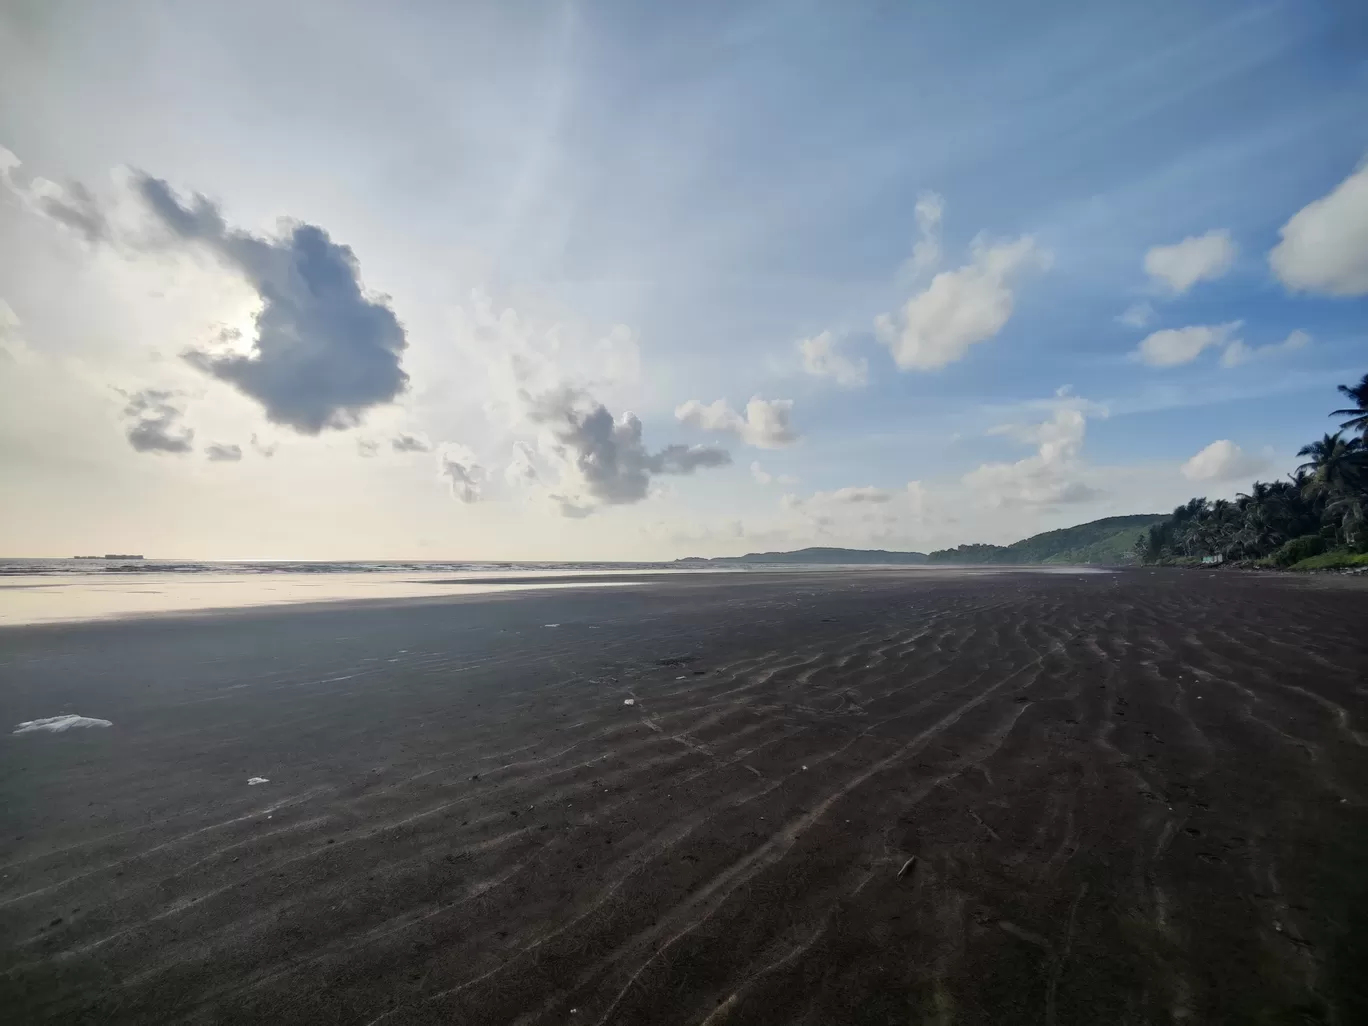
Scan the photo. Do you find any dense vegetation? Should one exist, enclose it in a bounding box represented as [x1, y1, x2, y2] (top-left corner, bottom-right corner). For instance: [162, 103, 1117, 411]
[924, 513, 1166, 565]
[1136, 374, 1368, 569]
[683, 514, 1167, 566]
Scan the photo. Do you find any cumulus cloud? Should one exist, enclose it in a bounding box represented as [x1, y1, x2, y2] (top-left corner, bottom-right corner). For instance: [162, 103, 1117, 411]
[875, 234, 1049, 371]
[1134, 321, 1241, 367]
[527, 386, 730, 515]
[675, 396, 798, 448]
[122, 389, 194, 454]
[205, 442, 242, 462]
[1116, 302, 1154, 329]
[132, 175, 409, 434]
[798, 331, 867, 387]
[1144, 230, 1236, 294]
[1181, 440, 1269, 482]
[437, 442, 485, 503]
[1269, 159, 1368, 295]
[1220, 329, 1310, 368]
[0, 146, 110, 242]
[964, 405, 1100, 506]
[391, 432, 432, 453]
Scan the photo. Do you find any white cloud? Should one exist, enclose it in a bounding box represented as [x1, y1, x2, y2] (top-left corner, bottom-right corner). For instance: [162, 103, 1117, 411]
[437, 442, 486, 502]
[1134, 321, 1241, 367]
[910, 191, 944, 276]
[505, 440, 540, 487]
[1220, 329, 1310, 368]
[875, 234, 1049, 370]
[1116, 302, 1154, 329]
[0, 298, 35, 364]
[798, 331, 867, 388]
[750, 461, 797, 486]
[1181, 440, 1269, 483]
[1269, 159, 1368, 295]
[906, 481, 926, 517]
[675, 396, 798, 448]
[1144, 229, 1236, 294]
[964, 404, 1099, 506]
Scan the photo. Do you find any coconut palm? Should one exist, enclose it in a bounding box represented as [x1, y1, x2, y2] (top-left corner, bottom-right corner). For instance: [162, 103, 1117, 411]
[1134, 376, 1368, 563]
[1327, 493, 1367, 551]
[1296, 432, 1364, 500]
[1331, 373, 1368, 437]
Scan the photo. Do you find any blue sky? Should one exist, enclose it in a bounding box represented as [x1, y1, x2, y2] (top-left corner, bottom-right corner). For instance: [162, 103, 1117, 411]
[1, 0, 1365, 558]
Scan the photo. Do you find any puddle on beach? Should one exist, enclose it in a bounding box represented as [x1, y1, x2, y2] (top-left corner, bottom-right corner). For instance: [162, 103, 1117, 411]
[0, 572, 640, 626]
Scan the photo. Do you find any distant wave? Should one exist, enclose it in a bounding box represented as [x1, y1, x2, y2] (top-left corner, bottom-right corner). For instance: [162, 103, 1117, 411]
[0, 558, 694, 578]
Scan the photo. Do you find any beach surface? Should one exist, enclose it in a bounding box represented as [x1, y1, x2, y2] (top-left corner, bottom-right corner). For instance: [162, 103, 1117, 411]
[2, 568, 1367, 1024]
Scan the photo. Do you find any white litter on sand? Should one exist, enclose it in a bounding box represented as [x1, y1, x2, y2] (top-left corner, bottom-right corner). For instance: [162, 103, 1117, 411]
[623, 698, 636, 706]
[247, 777, 270, 785]
[12, 715, 112, 735]
[543, 623, 560, 628]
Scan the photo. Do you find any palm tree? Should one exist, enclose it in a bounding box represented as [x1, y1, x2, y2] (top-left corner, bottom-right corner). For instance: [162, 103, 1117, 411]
[1296, 432, 1365, 500]
[1331, 373, 1368, 437]
[1326, 494, 1367, 551]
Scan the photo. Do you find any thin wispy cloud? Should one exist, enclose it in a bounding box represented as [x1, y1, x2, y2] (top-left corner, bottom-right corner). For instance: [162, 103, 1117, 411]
[798, 332, 867, 388]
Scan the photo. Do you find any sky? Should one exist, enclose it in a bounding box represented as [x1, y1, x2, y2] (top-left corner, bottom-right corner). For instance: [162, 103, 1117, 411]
[1, 0, 1366, 561]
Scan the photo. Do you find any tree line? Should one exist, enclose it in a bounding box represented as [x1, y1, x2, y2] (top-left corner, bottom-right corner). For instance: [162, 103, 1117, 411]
[1136, 374, 1368, 566]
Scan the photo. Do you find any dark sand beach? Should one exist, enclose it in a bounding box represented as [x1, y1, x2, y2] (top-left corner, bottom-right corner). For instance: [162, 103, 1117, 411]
[3, 568, 1367, 1024]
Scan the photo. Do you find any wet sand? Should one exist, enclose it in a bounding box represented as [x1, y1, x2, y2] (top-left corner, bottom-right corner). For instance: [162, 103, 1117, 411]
[2, 568, 1367, 1024]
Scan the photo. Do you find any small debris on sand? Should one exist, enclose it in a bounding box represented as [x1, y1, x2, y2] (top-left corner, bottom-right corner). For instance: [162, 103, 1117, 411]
[623, 698, 636, 706]
[897, 856, 918, 879]
[247, 777, 270, 785]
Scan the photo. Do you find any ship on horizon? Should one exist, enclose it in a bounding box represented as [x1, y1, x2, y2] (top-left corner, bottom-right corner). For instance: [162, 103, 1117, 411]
[72, 554, 145, 560]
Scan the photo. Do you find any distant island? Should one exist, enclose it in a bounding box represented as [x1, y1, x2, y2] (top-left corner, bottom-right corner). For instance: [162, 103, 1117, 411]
[676, 514, 1166, 567]
[73, 554, 145, 560]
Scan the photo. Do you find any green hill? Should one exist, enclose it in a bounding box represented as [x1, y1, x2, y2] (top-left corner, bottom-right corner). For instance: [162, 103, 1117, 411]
[924, 514, 1167, 565]
[676, 514, 1168, 566]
